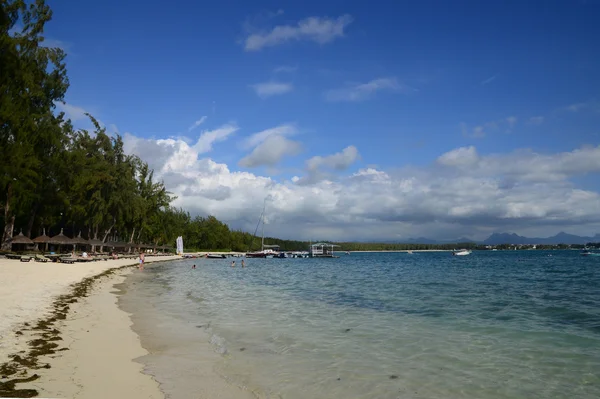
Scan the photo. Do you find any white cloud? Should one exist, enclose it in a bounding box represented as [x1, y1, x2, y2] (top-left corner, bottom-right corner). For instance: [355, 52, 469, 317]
[306, 145, 359, 171]
[439, 145, 600, 183]
[437, 146, 479, 167]
[325, 78, 412, 102]
[250, 81, 293, 98]
[193, 123, 238, 154]
[123, 133, 600, 241]
[55, 102, 88, 121]
[241, 124, 297, 150]
[244, 14, 353, 51]
[461, 116, 517, 138]
[188, 116, 207, 132]
[239, 135, 302, 168]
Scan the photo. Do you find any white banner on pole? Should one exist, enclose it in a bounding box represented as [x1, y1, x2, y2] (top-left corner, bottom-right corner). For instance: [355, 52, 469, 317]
[176, 236, 184, 255]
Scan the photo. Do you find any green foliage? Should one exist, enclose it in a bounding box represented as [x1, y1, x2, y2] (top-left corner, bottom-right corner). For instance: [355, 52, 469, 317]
[1, 0, 69, 248]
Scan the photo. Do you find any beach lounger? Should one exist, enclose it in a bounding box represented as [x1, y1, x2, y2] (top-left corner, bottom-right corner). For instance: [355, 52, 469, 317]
[20, 255, 33, 262]
[35, 254, 50, 262]
[59, 257, 77, 264]
[6, 253, 21, 260]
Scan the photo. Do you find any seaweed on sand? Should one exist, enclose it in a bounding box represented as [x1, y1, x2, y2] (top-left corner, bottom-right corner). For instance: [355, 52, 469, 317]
[0, 264, 135, 397]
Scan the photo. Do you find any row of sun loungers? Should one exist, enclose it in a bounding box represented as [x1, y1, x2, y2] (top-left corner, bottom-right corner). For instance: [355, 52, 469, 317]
[7, 253, 148, 263]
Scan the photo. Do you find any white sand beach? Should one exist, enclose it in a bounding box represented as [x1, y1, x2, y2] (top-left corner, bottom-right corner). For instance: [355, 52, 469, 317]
[32, 271, 163, 399]
[0, 255, 178, 398]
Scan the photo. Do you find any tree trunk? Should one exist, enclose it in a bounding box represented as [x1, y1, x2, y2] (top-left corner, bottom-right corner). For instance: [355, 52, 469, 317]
[1, 184, 14, 250]
[128, 227, 136, 253]
[1, 215, 15, 251]
[99, 219, 115, 253]
[25, 202, 40, 238]
[91, 225, 99, 253]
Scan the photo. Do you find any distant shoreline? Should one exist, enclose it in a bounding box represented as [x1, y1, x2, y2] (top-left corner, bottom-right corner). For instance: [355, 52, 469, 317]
[184, 250, 454, 255]
[344, 250, 451, 253]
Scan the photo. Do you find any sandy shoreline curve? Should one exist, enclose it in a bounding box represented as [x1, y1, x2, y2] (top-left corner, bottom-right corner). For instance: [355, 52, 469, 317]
[0, 255, 180, 398]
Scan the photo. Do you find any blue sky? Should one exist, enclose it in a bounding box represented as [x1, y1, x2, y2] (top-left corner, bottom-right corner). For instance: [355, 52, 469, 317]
[42, 0, 600, 241]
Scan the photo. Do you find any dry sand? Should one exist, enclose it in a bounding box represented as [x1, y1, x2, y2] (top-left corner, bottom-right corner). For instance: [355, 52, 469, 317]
[0, 255, 178, 398]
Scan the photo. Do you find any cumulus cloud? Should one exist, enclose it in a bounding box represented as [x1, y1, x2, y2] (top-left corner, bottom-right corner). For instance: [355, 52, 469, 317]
[122, 132, 600, 241]
[244, 14, 353, 51]
[194, 123, 238, 153]
[250, 81, 293, 98]
[123, 123, 237, 173]
[241, 124, 297, 150]
[438, 145, 600, 183]
[238, 124, 301, 168]
[239, 135, 302, 168]
[325, 78, 412, 102]
[306, 145, 360, 171]
[437, 146, 479, 167]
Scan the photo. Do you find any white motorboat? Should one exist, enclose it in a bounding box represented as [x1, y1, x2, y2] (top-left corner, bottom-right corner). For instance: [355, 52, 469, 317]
[452, 249, 472, 256]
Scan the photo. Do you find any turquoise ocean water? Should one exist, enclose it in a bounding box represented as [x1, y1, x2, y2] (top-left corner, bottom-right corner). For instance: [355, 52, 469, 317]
[119, 251, 600, 398]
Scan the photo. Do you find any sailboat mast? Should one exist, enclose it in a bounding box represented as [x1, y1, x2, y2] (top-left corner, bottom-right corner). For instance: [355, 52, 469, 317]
[261, 216, 265, 251]
[261, 198, 266, 251]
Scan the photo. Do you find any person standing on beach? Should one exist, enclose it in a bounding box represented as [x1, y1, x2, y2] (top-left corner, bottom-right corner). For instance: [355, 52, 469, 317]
[139, 252, 145, 270]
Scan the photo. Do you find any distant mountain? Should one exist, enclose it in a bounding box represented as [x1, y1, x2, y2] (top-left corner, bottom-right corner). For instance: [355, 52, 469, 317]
[441, 237, 474, 243]
[483, 233, 530, 245]
[400, 232, 600, 245]
[403, 237, 440, 244]
[483, 231, 600, 245]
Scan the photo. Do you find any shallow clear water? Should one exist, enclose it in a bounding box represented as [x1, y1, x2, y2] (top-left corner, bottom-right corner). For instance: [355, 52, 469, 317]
[121, 251, 600, 398]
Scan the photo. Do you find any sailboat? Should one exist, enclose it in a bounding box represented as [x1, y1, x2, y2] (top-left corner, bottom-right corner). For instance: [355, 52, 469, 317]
[246, 199, 279, 258]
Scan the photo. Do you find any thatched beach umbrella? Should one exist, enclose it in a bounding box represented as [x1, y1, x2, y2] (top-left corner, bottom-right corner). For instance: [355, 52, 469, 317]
[87, 237, 104, 253]
[88, 238, 104, 246]
[87, 238, 103, 246]
[49, 228, 73, 252]
[9, 230, 34, 245]
[105, 241, 130, 249]
[70, 231, 88, 252]
[33, 228, 50, 242]
[8, 230, 34, 251]
[33, 228, 51, 251]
